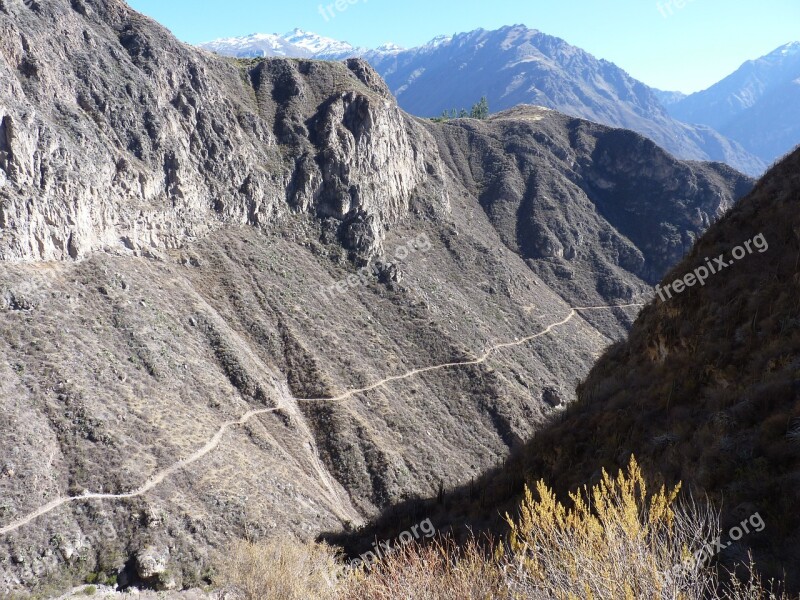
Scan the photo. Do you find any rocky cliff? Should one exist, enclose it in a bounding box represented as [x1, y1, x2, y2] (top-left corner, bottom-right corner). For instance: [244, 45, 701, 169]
[0, 0, 430, 262]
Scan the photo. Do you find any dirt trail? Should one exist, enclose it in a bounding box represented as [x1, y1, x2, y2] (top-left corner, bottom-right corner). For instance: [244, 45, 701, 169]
[0, 407, 281, 536]
[297, 304, 643, 403]
[0, 303, 642, 536]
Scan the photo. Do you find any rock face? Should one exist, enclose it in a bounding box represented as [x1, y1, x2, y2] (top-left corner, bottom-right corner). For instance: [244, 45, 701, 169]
[0, 0, 753, 595]
[427, 106, 753, 304]
[0, 0, 427, 261]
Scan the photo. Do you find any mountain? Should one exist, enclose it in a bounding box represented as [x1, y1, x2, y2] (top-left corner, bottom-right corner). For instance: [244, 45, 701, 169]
[668, 42, 800, 164]
[275, 28, 359, 57]
[201, 25, 766, 176]
[0, 0, 751, 594]
[336, 146, 800, 589]
[199, 28, 362, 59]
[651, 88, 687, 107]
[198, 32, 311, 58]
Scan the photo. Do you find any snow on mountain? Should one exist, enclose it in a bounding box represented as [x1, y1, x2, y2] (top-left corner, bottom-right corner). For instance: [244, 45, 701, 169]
[775, 41, 800, 57]
[281, 28, 355, 56]
[199, 32, 309, 58]
[199, 29, 403, 61]
[375, 43, 405, 53]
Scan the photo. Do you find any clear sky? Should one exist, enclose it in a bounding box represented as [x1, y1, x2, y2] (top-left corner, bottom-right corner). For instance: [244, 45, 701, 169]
[126, 0, 800, 93]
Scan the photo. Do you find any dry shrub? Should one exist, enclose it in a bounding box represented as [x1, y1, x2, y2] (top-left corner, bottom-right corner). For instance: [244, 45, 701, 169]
[216, 459, 795, 599]
[337, 538, 506, 600]
[216, 536, 340, 600]
[501, 455, 720, 598]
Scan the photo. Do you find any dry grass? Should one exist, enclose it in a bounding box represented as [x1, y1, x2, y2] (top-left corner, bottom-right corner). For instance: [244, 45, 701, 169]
[215, 537, 341, 600]
[336, 538, 505, 600]
[218, 458, 795, 599]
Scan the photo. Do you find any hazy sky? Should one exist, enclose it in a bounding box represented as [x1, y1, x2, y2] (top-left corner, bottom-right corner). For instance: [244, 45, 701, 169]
[126, 0, 800, 93]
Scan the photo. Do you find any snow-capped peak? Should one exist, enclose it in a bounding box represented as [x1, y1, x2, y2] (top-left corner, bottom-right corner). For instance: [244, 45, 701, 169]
[375, 42, 405, 53]
[764, 41, 800, 60]
[201, 33, 282, 49]
[281, 28, 354, 56]
[424, 35, 453, 49]
[779, 41, 800, 55]
[199, 32, 302, 58]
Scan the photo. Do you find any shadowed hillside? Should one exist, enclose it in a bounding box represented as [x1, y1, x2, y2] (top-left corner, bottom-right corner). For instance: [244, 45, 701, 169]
[327, 146, 800, 590]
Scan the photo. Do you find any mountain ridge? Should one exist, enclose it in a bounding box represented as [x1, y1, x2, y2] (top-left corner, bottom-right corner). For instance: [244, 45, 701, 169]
[200, 24, 766, 176]
[667, 41, 800, 164]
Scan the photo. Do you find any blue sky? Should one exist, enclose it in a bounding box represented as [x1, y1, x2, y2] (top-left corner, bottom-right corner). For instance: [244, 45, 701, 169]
[126, 0, 799, 93]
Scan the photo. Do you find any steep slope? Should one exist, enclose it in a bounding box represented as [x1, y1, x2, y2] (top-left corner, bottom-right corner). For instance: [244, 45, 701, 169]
[202, 26, 766, 176]
[669, 42, 800, 164]
[0, 1, 429, 262]
[554, 146, 800, 585]
[426, 106, 753, 318]
[340, 147, 800, 589]
[0, 0, 752, 594]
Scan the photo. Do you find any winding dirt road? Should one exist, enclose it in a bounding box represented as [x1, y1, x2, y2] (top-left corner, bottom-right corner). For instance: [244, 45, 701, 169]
[0, 303, 643, 537]
[298, 304, 643, 403]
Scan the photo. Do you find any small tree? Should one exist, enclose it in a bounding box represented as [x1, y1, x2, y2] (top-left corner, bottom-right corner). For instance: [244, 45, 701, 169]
[470, 96, 489, 119]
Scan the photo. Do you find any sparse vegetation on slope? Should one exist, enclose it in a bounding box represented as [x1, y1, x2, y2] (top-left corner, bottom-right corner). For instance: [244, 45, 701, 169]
[328, 147, 800, 593]
[0, 0, 758, 594]
[219, 459, 793, 599]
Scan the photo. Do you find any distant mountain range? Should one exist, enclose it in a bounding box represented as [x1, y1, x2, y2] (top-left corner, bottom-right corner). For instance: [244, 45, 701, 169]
[199, 26, 779, 176]
[199, 29, 361, 58]
[662, 42, 800, 165]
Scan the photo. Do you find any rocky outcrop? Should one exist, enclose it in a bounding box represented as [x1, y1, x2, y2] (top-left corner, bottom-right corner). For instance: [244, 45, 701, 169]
[427, 106, 753, 313]
[0, 0, 429, 262]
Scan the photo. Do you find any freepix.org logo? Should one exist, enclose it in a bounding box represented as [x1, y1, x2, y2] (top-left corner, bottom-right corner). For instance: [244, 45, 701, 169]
[318, 0, 368, 22]
[655, 233, 768, 302]
[665, 512, 766, 583]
